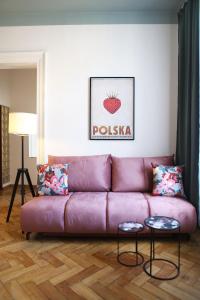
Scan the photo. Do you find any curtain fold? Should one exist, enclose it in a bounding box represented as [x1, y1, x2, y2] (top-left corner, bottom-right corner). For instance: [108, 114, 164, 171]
[176, 0, 199, 220]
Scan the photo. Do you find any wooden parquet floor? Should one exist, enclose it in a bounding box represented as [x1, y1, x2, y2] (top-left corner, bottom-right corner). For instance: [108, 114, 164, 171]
[0, 187, 200, 300]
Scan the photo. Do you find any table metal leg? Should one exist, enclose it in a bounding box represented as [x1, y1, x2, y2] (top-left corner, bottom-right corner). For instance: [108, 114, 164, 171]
[152, 228, 155, 259]
[117, 228, 120, 258]
[135, 232, 138, 265]
[150, 228, 153, 275]
[117, 227, 144, 267]
[178, 227, 181, 272]
[144, 227, 181, 280]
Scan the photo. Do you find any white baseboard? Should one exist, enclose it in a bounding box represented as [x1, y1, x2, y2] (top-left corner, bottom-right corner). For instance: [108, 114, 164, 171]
[2, 182, 11, 188]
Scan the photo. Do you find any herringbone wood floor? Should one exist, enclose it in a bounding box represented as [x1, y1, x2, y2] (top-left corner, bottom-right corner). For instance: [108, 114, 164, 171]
[0, 187, 200, 300]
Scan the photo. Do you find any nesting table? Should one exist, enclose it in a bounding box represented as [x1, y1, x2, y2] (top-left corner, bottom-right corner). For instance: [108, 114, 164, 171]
[117, 221, 144, 267]
[117, 216, 181, 280]
[143, 216, 181, 280]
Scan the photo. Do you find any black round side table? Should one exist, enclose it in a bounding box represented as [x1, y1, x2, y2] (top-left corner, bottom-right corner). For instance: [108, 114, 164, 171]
[117, 221, 144, 267]
[143, 216, 181, 280]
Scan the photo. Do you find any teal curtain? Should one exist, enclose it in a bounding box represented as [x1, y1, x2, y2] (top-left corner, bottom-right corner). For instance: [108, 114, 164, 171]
[176, 0, 199, 220]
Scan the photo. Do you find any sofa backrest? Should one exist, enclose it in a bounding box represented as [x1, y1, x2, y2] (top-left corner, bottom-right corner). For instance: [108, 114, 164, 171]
[112, 155, 174, 192]
[48, 154, 111, 192]
[48, 154, 174, 193]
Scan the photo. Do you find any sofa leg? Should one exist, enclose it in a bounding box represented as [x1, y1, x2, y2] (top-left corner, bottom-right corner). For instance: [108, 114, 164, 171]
[26, 232, 31, 240]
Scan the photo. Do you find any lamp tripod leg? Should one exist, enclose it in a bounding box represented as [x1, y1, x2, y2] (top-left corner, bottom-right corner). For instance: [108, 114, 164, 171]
[21, 170, 25, 205]
[21, 136, 25, 205]
[25, 169, 35, 197]
[6, 169, 21, 222]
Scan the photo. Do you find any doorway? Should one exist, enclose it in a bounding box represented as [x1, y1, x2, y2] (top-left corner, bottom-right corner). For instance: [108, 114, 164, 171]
[0, 51, 45, 187]
[0, 68, 37, 185]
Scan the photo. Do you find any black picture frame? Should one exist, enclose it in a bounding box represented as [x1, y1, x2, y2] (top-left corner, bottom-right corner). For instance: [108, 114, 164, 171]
[89, 77, 135, 140]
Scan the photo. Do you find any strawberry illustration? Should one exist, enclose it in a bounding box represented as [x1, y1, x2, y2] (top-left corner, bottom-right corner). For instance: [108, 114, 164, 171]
[103, 93, 121, 114]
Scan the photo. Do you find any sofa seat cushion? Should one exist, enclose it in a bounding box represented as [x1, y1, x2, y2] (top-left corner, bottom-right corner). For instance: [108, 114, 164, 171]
[21, 195, 72, 232]
[65, 192, 107, 233]
[107, 192, 149, 233]
[145, 194, 197, 233]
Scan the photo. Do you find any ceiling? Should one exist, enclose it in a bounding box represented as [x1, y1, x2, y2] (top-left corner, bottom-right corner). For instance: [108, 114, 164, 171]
[0, 0, 182, 26]
[0, 0, 182, 13]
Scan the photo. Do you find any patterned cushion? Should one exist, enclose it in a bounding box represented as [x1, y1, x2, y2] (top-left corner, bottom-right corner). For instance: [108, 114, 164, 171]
[37, 164, 69, 196]
[152, 165, 185, 197]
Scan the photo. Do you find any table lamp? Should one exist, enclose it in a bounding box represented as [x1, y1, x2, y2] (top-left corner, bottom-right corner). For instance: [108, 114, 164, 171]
[6, 112, 37, 222]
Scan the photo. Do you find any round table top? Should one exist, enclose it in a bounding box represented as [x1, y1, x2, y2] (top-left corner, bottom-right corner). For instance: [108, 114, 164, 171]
[118, 221, 144, 233]
[144, 216, 180, 230]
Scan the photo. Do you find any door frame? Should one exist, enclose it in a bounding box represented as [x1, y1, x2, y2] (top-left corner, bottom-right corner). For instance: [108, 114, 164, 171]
[0, 51, 45, 163]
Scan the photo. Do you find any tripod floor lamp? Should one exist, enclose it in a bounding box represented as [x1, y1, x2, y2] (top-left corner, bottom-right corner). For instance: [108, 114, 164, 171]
[6, 112, 37, 222]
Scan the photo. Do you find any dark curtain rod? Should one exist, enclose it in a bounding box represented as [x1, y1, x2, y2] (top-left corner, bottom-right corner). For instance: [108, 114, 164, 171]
[178, 0, 188, 11]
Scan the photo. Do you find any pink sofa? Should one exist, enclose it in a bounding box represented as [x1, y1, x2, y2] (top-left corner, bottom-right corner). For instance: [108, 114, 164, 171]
[21, 154, 197, 236]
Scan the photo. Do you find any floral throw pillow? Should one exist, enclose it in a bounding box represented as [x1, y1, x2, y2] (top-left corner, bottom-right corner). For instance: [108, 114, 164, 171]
[152, 165, 185, 197]
[37, 164, 69, 196]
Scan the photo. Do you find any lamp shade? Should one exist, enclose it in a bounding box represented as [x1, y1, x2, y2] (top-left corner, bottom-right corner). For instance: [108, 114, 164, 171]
[9, 112, 37, 135]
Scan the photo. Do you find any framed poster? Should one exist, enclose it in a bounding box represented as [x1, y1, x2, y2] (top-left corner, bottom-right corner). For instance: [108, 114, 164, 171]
[90, 77, 135, 140]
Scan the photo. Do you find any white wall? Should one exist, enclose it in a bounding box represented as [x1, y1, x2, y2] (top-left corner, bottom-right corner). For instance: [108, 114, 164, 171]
[0, 70, 11, 107]
[0, 25, 178, 159]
